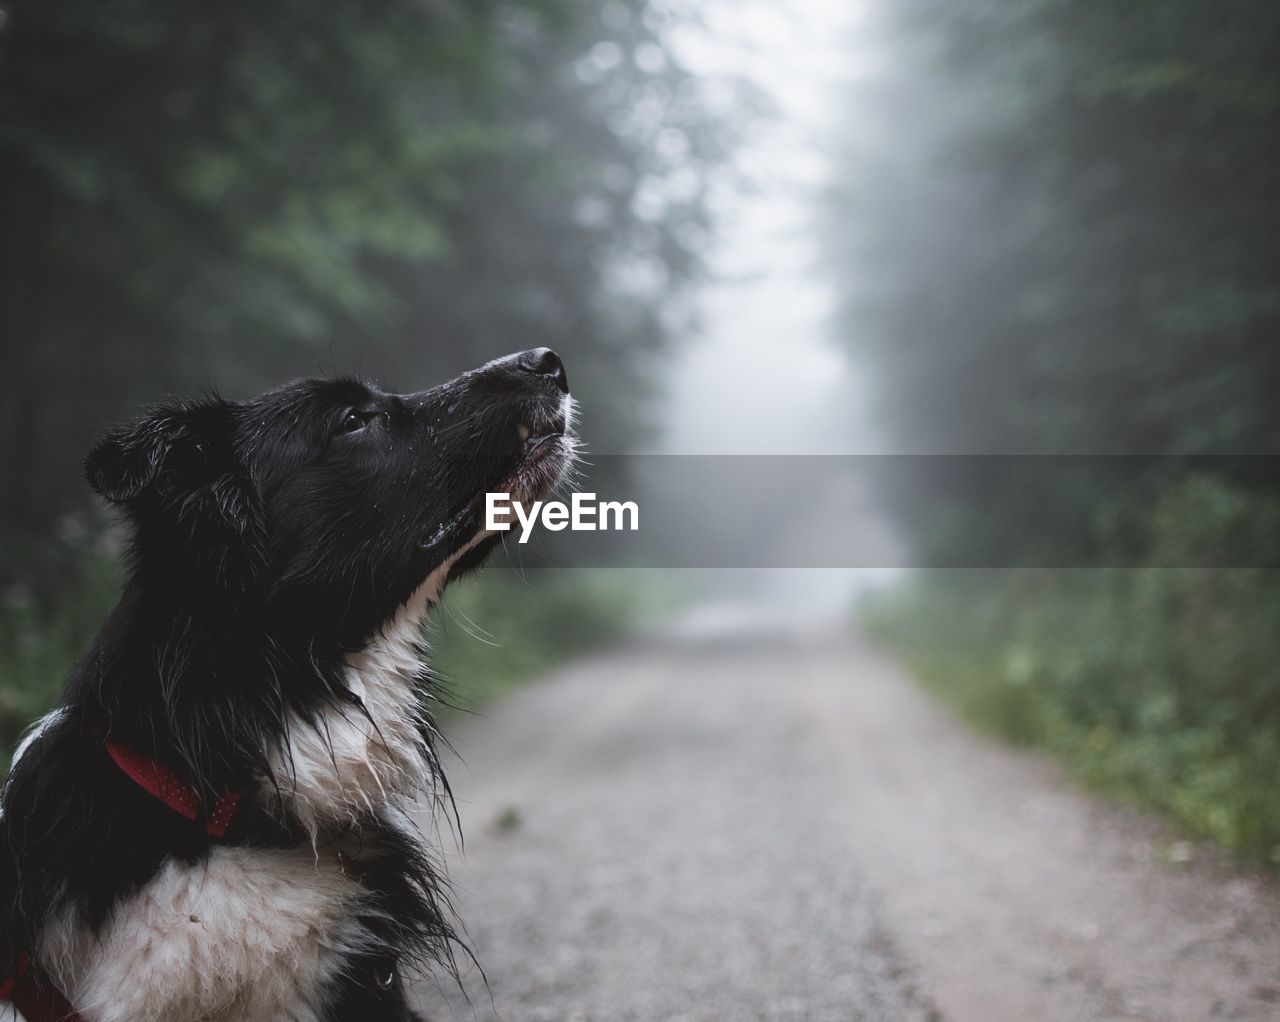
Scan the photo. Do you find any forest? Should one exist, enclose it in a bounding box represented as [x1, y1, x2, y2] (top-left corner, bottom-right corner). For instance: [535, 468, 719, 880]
[2, 0, 1278, 866]
[0, 0, 728, 764]
[829, 0, 1280, 860]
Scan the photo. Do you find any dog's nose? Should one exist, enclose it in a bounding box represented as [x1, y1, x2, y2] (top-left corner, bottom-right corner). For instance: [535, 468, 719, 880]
[516, 347, 569, 394]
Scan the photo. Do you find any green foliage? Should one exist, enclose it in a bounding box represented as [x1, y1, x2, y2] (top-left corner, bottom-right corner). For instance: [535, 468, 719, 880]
[828, 0, 1280, 461]
[0, 515, 122, 772]
[865, 477, 1280, 863]
[0, 2, 731, 760]
[1, 0, 729, 527]
[830, 0, 1280, 861]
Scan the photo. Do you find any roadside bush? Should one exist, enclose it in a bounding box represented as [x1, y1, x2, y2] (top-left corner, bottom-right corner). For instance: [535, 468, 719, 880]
[0, 514, 123, 771]
[865, 476, 1280, 864]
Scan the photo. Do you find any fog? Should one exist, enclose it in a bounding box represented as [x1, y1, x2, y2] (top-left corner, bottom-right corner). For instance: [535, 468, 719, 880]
[655, 0, 892, 612]
[659, 0, 873, 458]
[3, 0, 1278, 875]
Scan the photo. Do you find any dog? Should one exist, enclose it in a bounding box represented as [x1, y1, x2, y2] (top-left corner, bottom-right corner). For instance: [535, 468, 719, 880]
[0, 348, 576, 1021]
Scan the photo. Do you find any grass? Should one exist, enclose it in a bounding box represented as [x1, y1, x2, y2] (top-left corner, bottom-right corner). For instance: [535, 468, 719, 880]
[863, 563, 1280, 866]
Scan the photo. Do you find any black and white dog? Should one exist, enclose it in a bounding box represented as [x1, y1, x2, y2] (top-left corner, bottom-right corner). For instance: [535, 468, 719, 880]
[0, 349, 575, 1021]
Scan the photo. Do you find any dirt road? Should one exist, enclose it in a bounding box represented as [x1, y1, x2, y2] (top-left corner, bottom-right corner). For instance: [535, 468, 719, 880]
[416, 618, 1280, 1022]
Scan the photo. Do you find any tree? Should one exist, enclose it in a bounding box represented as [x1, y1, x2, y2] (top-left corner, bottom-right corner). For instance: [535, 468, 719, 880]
[0, 0, 728, 536]
[825, 0, 1280, 560]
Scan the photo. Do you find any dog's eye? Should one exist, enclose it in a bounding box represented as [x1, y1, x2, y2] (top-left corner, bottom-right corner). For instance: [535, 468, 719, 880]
[336, 410, 368, 435]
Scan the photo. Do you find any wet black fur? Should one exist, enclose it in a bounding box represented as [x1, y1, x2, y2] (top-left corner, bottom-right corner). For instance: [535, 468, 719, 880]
[0, 349, 572, 1020]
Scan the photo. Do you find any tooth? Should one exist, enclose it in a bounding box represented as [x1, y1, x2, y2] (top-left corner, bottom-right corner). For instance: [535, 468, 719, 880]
[518, 424, 531, 442]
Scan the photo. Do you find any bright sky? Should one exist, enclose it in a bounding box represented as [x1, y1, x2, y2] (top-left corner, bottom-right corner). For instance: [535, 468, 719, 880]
[649, 1, 901, 605]
[657, 0, 879, 455]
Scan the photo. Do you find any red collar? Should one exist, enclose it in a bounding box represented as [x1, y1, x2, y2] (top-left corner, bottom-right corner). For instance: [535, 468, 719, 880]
[0, 956, 21, 1000]
[104, 741, 241, 837]
[2, 955, 81, 1022]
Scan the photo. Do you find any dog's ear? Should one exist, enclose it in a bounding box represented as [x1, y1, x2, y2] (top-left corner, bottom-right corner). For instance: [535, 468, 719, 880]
[85, 408, 191, 504]
[85, 402, 252, 532]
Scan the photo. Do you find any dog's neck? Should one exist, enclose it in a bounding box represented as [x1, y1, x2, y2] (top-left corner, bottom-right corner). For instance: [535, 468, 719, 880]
[263, 581, 437, 838]
[263, 535, 487, 838]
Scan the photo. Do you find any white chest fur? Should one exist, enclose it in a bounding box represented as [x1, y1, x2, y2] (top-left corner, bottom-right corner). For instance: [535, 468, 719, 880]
[41, 844, 362, 1022]
[264, 566, 452, 837]
[36, 551, 478, 1021]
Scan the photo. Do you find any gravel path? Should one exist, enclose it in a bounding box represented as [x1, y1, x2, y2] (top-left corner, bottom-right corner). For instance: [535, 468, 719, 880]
[416, 621, 1280, 1022]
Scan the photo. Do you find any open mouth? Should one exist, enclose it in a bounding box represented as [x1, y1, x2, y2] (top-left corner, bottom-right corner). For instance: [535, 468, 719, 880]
[509, 395, 573, 485]
[499, 419, 571, 501]
[419, 403, 577, 560]
[512, 427, 565, 473]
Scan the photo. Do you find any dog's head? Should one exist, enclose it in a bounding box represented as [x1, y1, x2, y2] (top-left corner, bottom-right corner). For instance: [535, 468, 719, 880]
[85, 348, 577, 642]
